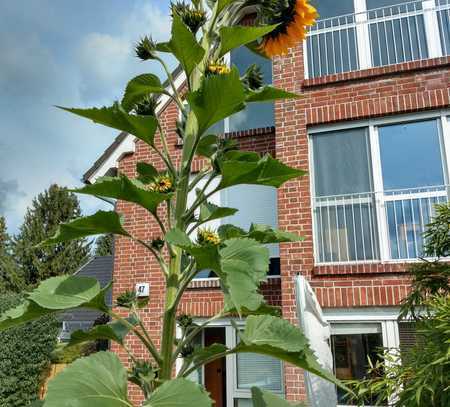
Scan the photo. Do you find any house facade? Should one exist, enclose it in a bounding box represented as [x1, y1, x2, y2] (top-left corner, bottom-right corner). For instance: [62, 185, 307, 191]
[84, 1, 450, 405]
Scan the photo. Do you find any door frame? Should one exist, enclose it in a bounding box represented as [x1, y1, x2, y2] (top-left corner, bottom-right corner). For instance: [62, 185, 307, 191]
[176, 318, 285, 407]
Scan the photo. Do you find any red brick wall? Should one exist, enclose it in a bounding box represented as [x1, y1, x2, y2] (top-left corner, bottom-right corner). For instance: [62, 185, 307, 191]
[273, 44, 450, 402]
[110, 39, 450, 404]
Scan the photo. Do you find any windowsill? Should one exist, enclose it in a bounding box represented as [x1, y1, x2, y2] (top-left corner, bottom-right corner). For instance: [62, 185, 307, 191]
[303, 56, 450, 88]
[175, 126, 276, 148]
[313, 259, 439, 276]
[188, 275, 281, 290]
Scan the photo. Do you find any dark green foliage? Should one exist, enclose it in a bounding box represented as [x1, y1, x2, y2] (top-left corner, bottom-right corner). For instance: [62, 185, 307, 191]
[13, 185, 91, 286]
[0, 292, 59, 407]
[400, 203, 450, 319]
[94, 234, 114, 256]
[0, 216, 23, 292]
[348, 296, 450, 407]
[348, 202, 450, 406]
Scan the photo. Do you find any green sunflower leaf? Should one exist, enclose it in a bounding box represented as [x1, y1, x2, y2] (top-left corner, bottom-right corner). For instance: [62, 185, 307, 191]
[72, 175, 170, 215]
[187, 67, 246, 135]
[198, 201, 238, 224]
[68, 317, 138, 347]
[246, 86, 301, 103]
[136, 162, 159, 184]
[122, 74, 165, 112]
[0, 276, 109, 332]
[57, 104, 158, 147]
[218, 224, 303, 244]
[218, 154, 305, 189]
[0, 300, 48, 332]
[219, 25, 279, 57]
[44, 352, 131, 407]
[235, 315, 345, 388]
[220, 238, 269, 312]
[251, 387, 306, 407]
[144, 378, 212, 407]
[39, 211, 130, 246]
[169, 14, 205, 76]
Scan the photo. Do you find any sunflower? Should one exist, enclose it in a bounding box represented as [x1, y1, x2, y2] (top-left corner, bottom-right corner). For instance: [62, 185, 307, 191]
[206, 62, 231, 76]
[197, 228, 221, 246]
[148, 175, 174, 193]
[259, 0, 318, 58]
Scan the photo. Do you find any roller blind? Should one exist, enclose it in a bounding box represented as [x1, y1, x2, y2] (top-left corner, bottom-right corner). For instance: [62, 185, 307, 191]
[236, 353, 283, 392]
[331, 322, 382, 335]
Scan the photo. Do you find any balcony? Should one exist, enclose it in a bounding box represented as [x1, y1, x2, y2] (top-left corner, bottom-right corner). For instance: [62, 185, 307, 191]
[313, 185, 448, 264]
[305, 0, 450, 78]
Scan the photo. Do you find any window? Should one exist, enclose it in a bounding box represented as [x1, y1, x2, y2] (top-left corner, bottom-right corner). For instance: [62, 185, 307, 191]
[188, 179, 280, 278]
[179, 321, 283, 407]
[236, 330, 283, 393]
[228, 47, 274, 132]
[331, 323, 384, 405]
[306, 0, 449, 78]
[311, 114, 450, 264]
[312, 128, 378, 263]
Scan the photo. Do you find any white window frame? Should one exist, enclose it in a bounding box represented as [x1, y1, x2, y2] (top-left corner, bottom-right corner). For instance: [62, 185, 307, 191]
[309, 109, 450, 265]
[304, 0, 446, 79]
[176, 318, 284, 407]
[324, 307, 402, 407]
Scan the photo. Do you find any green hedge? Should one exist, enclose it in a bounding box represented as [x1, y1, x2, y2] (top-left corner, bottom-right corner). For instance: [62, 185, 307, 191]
[0, 292, 59, 407]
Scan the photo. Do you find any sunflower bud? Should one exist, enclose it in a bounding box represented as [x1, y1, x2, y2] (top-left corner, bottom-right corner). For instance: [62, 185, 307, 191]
[135, 36, 158, 61]
[171, 1, 207, 34]
[134, 95, 159, 116]
[148, 175, 174, 193]
[151, 238, 165, 251]
[197, 228, 221, 246]
[116, 290, 137, 309]
[242, 64, 264, 90]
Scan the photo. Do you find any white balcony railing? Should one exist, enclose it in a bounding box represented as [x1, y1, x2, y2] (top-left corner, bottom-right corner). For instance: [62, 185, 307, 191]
[306, 0, 450, 78]
[313, 185, 449, 264]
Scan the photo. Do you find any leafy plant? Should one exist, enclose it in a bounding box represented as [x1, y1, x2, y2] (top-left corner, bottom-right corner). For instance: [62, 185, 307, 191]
[347, 203, 450, 407]
[0, 1, 341, 406]
[0, 293, 59, 407]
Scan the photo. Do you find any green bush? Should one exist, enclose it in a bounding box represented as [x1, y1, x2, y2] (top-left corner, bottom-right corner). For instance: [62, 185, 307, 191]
[0, 293, 59, 407]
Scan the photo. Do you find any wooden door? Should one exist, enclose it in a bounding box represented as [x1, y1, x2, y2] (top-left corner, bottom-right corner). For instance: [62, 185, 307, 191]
[204, 328, 226, 407]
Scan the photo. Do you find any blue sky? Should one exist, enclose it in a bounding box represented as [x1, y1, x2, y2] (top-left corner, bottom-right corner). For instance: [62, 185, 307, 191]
[0, 1, 174, 234]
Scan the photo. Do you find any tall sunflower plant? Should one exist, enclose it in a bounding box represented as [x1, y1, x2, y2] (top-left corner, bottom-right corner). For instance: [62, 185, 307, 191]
[0, 1, 346, 406]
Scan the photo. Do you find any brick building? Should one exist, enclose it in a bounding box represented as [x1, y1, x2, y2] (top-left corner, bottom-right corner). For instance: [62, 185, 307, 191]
[84, 1, 450, 405]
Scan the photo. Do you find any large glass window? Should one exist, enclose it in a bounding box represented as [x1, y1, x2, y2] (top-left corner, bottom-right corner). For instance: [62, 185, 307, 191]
[306, 0, 447, 78]
[229, 47, 274, 132]
[311, 116, 449, 263]
[331, 323, 384, 405]
[379, 120, 447, 259]
[378, 120, 445, 191]
[312, 128, 378, 262]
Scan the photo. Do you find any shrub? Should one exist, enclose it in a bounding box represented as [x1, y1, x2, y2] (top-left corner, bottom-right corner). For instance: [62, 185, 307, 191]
[0, 293, 59, 407]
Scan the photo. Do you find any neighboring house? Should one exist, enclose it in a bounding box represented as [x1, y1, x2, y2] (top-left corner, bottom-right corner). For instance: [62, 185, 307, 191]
[84, 1, 450, 405]
[59, 256, 113, 341]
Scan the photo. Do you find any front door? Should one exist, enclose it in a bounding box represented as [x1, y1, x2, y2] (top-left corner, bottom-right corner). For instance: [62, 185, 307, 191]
[204, 328, 226, 407]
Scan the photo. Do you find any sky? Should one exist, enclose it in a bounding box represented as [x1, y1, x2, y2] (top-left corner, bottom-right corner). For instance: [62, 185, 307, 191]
[0, 0, 174, 234]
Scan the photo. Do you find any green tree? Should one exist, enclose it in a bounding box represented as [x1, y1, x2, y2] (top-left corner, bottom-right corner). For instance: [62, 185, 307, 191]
[13, 184, 90, 286]
[0, 2, 342, 406]
[0, 216, 23, 292]
[348, 203, 450, 407]
[94, 234, 113, 256]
